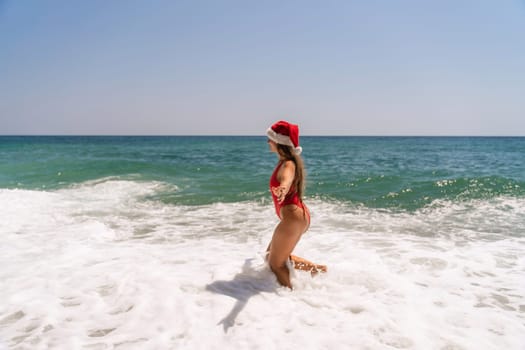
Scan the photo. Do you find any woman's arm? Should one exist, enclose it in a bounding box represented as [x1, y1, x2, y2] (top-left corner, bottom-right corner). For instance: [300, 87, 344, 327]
[271, 160, 296, 203]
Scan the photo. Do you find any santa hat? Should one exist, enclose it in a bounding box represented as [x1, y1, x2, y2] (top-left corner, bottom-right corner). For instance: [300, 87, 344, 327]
[266, 120, 302, 155]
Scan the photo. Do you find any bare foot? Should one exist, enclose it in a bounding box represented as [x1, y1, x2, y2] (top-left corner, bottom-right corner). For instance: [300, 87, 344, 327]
[310, 264, 327, 276]
[290, 255, 327, 276]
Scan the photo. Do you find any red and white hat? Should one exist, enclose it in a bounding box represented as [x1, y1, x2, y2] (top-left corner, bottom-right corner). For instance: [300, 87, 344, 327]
[266, 120, 302, 155]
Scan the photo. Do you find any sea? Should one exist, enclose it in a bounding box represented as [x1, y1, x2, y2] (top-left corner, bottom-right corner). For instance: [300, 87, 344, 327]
[0, 136, 524, 350]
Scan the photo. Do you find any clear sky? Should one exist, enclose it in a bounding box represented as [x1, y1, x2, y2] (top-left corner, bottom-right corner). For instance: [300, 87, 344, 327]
[1, 0, 524, 136]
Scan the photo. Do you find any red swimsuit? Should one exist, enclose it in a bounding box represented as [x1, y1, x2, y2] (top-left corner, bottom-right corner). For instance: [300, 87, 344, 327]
[270, 161, 310, 221]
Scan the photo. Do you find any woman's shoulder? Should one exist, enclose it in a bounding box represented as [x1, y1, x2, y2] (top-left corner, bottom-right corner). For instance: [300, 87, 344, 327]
[277, 159, 297, 182]
[281, 159, 296, 170]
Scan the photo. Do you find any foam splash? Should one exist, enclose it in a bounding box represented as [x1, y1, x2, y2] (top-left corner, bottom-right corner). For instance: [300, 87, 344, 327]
[0, 180, 524, 349]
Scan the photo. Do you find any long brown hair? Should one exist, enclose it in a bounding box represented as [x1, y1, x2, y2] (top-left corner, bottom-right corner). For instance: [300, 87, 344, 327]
[276, 144, 305, 201]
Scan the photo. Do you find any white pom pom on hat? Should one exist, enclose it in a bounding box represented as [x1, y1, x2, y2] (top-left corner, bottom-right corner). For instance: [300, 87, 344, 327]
[266, 120, 302, 155]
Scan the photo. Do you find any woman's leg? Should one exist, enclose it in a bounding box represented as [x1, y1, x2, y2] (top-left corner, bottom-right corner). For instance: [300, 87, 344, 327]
[267, 206, 308, 288]
[267, 221, 302, 288]
[285, 204, 327, 275]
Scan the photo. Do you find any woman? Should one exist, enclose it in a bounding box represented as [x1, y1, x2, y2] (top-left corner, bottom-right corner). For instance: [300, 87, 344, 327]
[265, 120, 326, 289]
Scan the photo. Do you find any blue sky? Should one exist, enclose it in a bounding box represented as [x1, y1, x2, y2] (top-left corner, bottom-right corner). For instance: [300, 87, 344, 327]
[1, 0, 524, 135]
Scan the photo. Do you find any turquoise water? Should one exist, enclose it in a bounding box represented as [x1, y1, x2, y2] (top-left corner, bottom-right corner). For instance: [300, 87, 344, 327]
[1, 136, 524, 209]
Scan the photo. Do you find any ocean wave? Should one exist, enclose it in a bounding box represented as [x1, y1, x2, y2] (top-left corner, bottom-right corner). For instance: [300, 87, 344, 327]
[1, 179, 524, 242]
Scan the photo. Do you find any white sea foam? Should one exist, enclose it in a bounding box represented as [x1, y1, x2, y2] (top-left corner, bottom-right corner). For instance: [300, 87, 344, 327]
[1, 180, 524, 349]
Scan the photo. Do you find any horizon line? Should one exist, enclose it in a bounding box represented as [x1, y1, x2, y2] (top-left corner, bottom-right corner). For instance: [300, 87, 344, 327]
[1, 134, 524, 138]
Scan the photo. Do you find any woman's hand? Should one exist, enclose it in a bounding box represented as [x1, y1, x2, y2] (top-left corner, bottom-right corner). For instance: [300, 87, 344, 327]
[271, 185, 288, 203]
